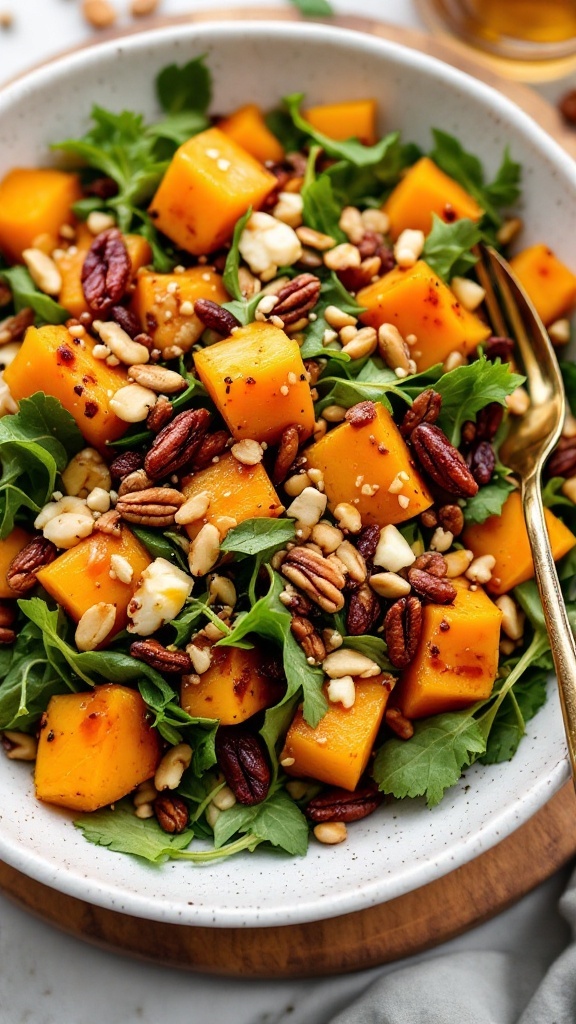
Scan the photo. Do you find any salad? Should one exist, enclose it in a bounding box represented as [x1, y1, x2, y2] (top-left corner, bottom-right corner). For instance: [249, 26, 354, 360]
[0, 55, 575, 866]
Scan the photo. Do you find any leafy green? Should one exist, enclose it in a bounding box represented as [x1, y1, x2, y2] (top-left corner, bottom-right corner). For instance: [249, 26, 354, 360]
[341, 636, 392, 672]
[74, 800, 194, 863]
[301, 168, 345, 241]
[213, 788, 309, 856]
[223, 207, 252, 302]
[288, 0, 333, 15]
[284, 93, 401, 167]
[429, 131, 521, 226]
[464, 475, 515, 525]
[299, 272, 361, 361]
[156, 55, 212, 116]
[480, 669, 548, 764]
[131, 525, 188, 571]
[0, 621, 67, 730]
[221, 517, 297, 582]
[422, 215, 482, 282]
[315, 357, 409, 414]
[325, 140, 420, 208]
[0, 266, 69, 324]
[433, 356, 524, 445]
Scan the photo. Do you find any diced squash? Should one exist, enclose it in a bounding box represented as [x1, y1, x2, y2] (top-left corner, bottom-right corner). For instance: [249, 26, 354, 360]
[304, 100, 377, 145]
[510, 244, 576, 327]
[392, 579, 502, 719]
[0, 168, 81, 263]
[219, 104, 284, 164]
[305, 402, 432, 527]
[35, 684, 161, 812]
[280, 676, 393, 791]
[182, 451, 283, 540]
[462, 489, 576, 595]
[36, 527, 151, 637]
[131, 267, 229, 357]
[181, 644, 285, 725]
[149, 127, 277, 256]
[194, 321, 315, 444]
[357, 260, 491, 371]
[57, 227, 152, 320]
[0, 526, 32, 599]
[383, 156, 483, 240]
[4, 325, 129, 450]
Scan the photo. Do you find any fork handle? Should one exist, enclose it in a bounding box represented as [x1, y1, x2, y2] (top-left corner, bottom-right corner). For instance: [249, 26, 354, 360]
[523, 472, 576, 785]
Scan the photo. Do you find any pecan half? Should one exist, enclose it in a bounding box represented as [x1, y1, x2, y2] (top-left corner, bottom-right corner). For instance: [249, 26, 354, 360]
[356, 524, 381, 564]
[400, 389, 442, 438]
[411, 423, 479, 498]
[273, 425, 300, 484]
[7, 536, 57, 593]
[118, 468, 153, 497]
[412, 552, 447, 577]
[273, 273, 321, 325]
[194, 298, 240, 336]
[281, 547, 346, 614]
[144, 408, 211, 479]
[110, 304, 142, 339]
[437, 504, 464, 537]
[346, 583, 381, 636]
[215, 727, 271, 805]
[191, 430, 231, 471]
[468, 440, 495, 486]
[0, 307, 34, 345]
[116, 486, 185, 527]
[548, 437, 576, 478]
[345, 401, 377, 428]
[81, 228, 131, 313]
[384, 595, 423, 669]
[146, 395, 173, 433]
[290, 615, 326, 663]
[305, 781, 383, 823]
[94, 509, 122, 536]
[407, 567, 457, 605]
[484, 336, 514, 362]
[110, 451, 144, 482]
[130, 639, 192, 674]
[154, 793, 189, 834]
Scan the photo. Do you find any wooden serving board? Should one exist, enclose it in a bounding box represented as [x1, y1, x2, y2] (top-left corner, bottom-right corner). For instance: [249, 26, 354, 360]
[2, 9, 576, 976]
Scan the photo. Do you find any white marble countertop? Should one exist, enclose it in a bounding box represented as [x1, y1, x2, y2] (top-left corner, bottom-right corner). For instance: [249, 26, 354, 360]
[0, 3, 574, 1022]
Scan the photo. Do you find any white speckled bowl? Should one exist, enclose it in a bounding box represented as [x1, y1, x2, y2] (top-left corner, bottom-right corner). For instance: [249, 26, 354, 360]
[0, 21, 573, 928]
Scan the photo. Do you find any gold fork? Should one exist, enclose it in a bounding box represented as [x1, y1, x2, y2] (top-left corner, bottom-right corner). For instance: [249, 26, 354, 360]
[476, 244, 576, 784]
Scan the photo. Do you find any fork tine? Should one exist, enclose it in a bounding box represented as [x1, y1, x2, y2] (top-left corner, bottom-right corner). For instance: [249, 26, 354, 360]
[473, 244, 508, 338]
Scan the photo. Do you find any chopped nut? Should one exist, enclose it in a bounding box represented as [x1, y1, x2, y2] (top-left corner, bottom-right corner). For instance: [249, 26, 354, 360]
[444, 548, 474, 578]
[429, 527, 454, 553]
[296, 226, 336, 251]
[322, 404, 347, 423]
[341, 325, 378, 360]
[174, 490, 211, 526]
[339, 206, 364, 244]
[82, 0, 117, 28]
[86, 210, 116, 234]
[369, 571, 411, 599]
[22, 248, 61, 296]
[506, 386, 530, 415]
[231, 438, 264, 466]
[188, 523, 221, 577]
[127, 364, 186, 394]
[322, 648, 380, 679]
[323, 243, 361, 271]
[394, 228, 424, 268]
[327, 675, 356, 708]
[548, 319, 571, 346]
[154, 743, 193, 791]
[272, 192, 304, 228]
[313, 821, 347, 845]
[93, 319, 149, 365]
[285, 486, 327, 528]
[110, 383, 157, 423]
[2, 730, 37, 761]
[385, 707, 414, 740]
[62, 447, 111, 498]
[283, 472, 311, 497]
[374, 524, 416, 572]
[495, 594, 525, 641]
[324, 305, 357, 329]
[465, 553, 496, 584]
[377, 323, 413, 374]
[333, 502, 362, 534]
[75, 602, 116, 651]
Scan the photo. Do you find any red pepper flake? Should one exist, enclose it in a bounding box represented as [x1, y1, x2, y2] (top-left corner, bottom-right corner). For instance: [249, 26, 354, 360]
[430, 644, 440, 657]
[57, 344, 75, 366]
[245, 377, 256, 385]
[439, 620, 450, 632]
[443, 203, 457, 223]
[84, 401, 99, 419]
[73, 385, 84, 396]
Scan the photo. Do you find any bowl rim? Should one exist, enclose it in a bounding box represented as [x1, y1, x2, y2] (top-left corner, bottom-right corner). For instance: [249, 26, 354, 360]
[0, 17, 573, 928]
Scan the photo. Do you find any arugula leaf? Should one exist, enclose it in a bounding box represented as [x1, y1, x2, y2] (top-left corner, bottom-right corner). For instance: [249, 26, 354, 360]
[131, 525, 188, 570]
[289, 0, 333, 15]
[433, 356, 524, 445]
[223, 207, 252, 302]
[0, 266, 69, 324]
[301, 172, 345, 241]
[325, 139, 419, 208]
[221, 518, 296, 560]
[422, 215, 482, 282]
[373, 710, 486, 808]
[260, 692, 301, 775]
[480, 669, 548, 764]
[299, 272, 360, 361]
[0, 622, 66, 730]
[464, 475, 515, 525]
[156, 55, 212, 115]
[483, 147, 522, 211]
[429, 131, 521, 226]
[74, 800, 194, 863]
[214, 788, 309, 856]
[218, 569, 327, 727]
[315, 358, 407, 413]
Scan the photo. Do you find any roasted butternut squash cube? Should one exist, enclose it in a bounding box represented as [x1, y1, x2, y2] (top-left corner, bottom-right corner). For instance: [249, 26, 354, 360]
[510, 244, 576, 327]
[35, 684, 161, 812]
[0, 526, 32, 599]
[393, 580, 502, 719]
[383, 157, 483, 240]
[182, 451, 283, 540]
[181, 644, 285, 725]
[304, 100, 377, 145]
[131, 267, 229, 357]
[280, 676, 393, 791]
[218, 104, 285, 164]
[463, 490, 576, 596]
[306, 402, 432, 527]
[4, 325, 129, 450]
[357, 260, 491, 371]
[149, 127, 276, 256]
[0, 168, 81, 263]
[57, 227, 152, 320]
[194, 321, 315, 444]
[36, 527, 151, 636]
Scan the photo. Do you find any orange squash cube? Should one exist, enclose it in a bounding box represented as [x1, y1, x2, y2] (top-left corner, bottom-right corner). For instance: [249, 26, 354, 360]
[131, 267, 229, 357]
[304, 100, 377, 145]
[35, 684, 161, 812]
[57, 228, 152, 320]
[0, 168, 81, 263]
[463, 490, 576, 596]
[4, 325, 129, 450]
[510, 244, 576, 327]
[218, 104, 285, 164]
[306, 403, 432, 527]
[181, 644, 285, 725]
[383, 157, 483, 240]
[182, 451, 283, 540]
[36, 527, 151, 637]
[392, 580, 502, 720]
[0, 526, 32, 599]
[194, 321, 315, 445]
[357, 260, 491, 371]
[280, 676, 393, 791]
[149, 127, 276, 256]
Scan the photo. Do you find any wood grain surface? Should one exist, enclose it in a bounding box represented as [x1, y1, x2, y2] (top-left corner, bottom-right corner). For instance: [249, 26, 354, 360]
[1, 8, 576, 976]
